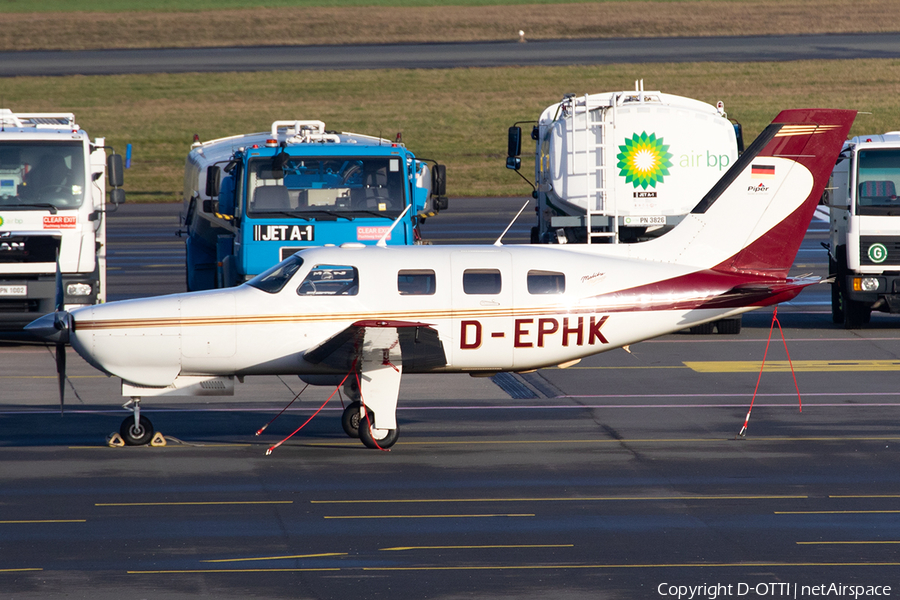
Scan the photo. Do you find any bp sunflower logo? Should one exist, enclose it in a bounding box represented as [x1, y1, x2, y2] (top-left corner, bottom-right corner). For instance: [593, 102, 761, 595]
[617, 132, 673, 189]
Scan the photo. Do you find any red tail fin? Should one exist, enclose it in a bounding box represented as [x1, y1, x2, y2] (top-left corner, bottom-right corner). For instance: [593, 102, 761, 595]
[713, 109, 856, 277]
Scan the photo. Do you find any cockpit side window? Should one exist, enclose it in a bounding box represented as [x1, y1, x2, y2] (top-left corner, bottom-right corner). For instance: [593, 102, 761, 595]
[297, 265, 359, 296]
[463, 269, 502, 295]
[247, 254, 304, 294]
[527, 270, 565, 294]
[398, 269, 436, 295]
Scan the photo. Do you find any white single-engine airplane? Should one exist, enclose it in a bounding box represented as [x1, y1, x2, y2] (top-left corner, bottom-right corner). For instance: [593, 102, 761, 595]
[28, 109, 855, 449]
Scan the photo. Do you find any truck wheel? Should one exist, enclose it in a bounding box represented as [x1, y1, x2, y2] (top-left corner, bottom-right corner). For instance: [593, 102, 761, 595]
[715, 317, 742, 334]
[689, 322, 715, 335]
[831, 281, 843, 324]
[829, 257, 843, 324]
[842, 291, 870, 329]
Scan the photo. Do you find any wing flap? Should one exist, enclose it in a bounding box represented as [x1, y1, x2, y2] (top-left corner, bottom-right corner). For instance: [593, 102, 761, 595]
[304, 320, 446, 372]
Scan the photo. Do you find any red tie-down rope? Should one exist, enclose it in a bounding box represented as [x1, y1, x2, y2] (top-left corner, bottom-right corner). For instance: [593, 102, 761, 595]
[738, 307, 802, 438]
[254, 382, 309, 436]
[265, 360, 358, 456]
[355, 371, 391, 452]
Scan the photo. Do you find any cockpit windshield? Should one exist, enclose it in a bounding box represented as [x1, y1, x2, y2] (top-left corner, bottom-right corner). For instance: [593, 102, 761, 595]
[245, 156, 405, 218]
[247, 254, 304, 293]
[0, 141, 86, 210]
[856, 149, 900, 216]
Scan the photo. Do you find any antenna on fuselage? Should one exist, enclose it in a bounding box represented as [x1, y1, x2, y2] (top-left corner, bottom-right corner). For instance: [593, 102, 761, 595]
[493, 200, 530, 246]
[376, 203, 412, 248]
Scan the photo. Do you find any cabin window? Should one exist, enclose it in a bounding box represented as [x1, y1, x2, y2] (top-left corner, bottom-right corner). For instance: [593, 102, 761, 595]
[398, 269, 436, 295]
[463, 269, 502, 295]
[297, 265, 358, 296]
[527, 270, 565, 294]
[247, 254, 304, 294]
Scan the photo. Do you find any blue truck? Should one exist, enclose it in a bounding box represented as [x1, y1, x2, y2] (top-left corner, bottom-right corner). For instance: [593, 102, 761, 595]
[182, 120, 447, 290]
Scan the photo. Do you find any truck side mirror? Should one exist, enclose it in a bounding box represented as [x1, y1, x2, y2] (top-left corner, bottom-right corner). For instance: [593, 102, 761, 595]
[109, 188, 125, 205]
[431, 164, 447, 198]
[733, 123, 745, 154]
[508, 126, 522, 158]
[206, 165, 221, 197]
[107, 154, 124, 188]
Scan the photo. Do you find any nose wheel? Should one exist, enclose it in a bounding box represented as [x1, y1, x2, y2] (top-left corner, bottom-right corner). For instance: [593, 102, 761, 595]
[120, 397, 156, 446]
[120, 415, 155, 446]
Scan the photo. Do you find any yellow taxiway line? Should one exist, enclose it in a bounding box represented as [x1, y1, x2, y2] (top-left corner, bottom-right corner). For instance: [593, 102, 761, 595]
[323, 513, 534, 519]
[362, 561, 900, 572]
[0, 519, 86, 524]
[797, 541, 900, 545]
[685, 360, 900, 373]
[312, 495, 807, 504]
[776, 510, 900, 515]
[128, 568, 340, 574]
[95, 501, 292, 507]
[380, 544, 574, 551]
[202, 553, 347, 563]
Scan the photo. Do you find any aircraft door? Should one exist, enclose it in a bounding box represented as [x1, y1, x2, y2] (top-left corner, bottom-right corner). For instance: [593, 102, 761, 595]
[450, 250, 513, 370]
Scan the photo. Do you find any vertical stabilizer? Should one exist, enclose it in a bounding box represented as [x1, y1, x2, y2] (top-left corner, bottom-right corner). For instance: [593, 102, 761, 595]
[624, 109, 855, 278]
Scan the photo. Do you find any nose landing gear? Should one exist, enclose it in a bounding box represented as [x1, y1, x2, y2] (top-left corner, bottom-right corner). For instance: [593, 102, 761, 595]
[110, 397, 164, 447]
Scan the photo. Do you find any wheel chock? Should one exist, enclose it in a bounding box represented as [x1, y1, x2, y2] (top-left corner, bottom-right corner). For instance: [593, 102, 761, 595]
[107, 433, 125, 447]
[150, 432, 167, 447]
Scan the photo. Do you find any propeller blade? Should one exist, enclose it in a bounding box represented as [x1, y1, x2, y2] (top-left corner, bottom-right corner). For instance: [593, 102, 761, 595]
[56, 341, 66, 415]
[54, 252, 64, 312]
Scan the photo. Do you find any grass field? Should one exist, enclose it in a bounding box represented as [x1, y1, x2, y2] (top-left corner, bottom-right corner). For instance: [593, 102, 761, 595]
[3, 1, 899, 51]
[3, 60, 898, 200]
[3, 1, 897, 199]
[5, 0, 634, 10]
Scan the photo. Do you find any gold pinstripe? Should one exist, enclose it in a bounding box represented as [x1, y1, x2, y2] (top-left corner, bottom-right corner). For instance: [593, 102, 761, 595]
[74, 289, 731, 332]
[774, 124, 841, 137]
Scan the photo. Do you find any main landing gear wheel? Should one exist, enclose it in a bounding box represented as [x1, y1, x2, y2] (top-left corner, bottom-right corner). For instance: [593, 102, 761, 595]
[341, 401, 362, 438]
[120, 415, 154, 446]
[358, 407, 399, 449]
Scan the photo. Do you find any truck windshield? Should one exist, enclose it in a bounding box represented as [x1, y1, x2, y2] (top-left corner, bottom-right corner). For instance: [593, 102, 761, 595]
[857, 149, 900, 216]
[245, 156, 405, 218]
[0, 141, 86, 209]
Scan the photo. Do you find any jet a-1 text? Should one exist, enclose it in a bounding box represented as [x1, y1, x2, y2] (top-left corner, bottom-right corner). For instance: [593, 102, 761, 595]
[27, 109, 856, 449]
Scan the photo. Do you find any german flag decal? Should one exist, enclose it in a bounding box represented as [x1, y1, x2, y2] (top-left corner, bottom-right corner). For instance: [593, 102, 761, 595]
[751, 164, 775, 179]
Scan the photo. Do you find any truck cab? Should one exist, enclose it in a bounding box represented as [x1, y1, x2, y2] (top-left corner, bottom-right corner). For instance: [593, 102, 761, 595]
[827, 133, 900, 327]
[0, 110, 124, 329]
[183, 120, 447, 290]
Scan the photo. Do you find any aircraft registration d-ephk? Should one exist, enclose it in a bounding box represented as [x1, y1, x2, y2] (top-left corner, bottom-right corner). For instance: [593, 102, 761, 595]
[27, 109, 856, 449]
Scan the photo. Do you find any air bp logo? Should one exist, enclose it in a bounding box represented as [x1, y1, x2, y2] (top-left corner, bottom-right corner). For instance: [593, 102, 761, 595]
[0, 217, 4, 227]
[617, 132, 673, 189]
[868, 243, 888, 264]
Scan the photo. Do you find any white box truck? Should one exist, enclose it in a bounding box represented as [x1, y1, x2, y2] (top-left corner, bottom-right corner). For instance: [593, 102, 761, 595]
[0, 110, 124, 330]
[826, 132, 900, 328]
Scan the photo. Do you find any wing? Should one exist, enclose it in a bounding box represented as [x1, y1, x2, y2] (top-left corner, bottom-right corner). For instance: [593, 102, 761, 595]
[303, 319, 447, 372]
